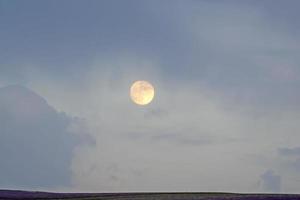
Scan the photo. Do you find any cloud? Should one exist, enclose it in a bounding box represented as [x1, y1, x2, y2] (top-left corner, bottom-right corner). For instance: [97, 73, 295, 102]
[0, 85, 88, 190]
[43, 57, 245, 192]
[278, 147, 300, 174]
[23, 53, 300, 193]
[1, 1, 300, 193]
[260, 170, 281, 193]
[278, 147, 300, 156]
[163, 1, 300, 109]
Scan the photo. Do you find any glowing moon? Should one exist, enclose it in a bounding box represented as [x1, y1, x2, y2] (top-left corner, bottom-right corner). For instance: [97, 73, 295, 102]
[130, 80, 155, 105]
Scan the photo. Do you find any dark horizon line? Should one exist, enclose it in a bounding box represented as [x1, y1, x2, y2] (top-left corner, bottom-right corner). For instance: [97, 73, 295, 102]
[1, 189, 300, 200]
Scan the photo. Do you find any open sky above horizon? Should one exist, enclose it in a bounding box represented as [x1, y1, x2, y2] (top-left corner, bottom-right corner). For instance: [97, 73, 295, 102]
[1, 0, 300, 193]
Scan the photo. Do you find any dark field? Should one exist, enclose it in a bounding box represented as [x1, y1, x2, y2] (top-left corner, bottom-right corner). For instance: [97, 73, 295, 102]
[1, 190, 300, 200]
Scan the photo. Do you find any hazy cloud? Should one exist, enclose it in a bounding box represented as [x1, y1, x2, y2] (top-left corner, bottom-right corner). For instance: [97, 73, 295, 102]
[260, 170, 281, 193]
[278, 147, 300, 174]
[1, 0, 300, 194]
[24, 54, 300, 193]
[0, 85, 86, 190]
[278, 147, 300, 156]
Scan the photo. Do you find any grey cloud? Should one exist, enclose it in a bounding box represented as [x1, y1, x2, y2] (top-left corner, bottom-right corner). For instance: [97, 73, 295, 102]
[124, 130, 213, 146]
[260, 170, 281, 193]
[0, 85, 87, 189]
[278, 147, 300, 172]
[278, 147, 300, 156]
[1, 0, 300, 193]
[32, 53, 300, 192]
[150, 133, 212, 146]
[143, 108, 168, 119]
[290, 158, 300, 172]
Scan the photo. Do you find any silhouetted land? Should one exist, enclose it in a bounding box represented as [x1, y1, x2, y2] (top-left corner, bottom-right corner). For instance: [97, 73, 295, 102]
[1, 190, 300, 200]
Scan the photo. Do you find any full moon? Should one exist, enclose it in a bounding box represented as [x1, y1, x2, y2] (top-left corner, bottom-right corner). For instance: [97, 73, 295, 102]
[130, 80, 155, 105]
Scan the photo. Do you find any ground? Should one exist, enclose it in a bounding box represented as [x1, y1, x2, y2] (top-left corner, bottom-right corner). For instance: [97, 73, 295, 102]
[1, 190, 300, 200]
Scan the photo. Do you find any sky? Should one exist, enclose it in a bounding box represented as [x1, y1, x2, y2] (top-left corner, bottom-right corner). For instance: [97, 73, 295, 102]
[0, 0, 300, 193]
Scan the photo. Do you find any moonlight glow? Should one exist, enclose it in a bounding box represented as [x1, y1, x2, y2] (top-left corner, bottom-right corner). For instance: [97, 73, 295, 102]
[130, 81, 155, 105]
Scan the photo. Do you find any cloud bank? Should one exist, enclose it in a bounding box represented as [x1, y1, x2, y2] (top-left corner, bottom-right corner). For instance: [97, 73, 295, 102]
[0, 85, 86, 190]
[1, 0, 300, 193]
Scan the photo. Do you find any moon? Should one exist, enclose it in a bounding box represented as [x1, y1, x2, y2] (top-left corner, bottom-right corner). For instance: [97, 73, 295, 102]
[130, 80, 155, 105]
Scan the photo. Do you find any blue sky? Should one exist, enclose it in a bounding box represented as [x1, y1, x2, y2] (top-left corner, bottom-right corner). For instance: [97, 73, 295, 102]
[1, 0, 300, 193]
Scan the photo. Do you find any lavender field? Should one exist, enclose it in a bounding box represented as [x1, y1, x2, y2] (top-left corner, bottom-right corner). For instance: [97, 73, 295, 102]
[0, 190, 300, 200]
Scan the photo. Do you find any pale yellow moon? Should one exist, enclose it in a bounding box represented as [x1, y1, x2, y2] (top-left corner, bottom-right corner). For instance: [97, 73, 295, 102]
[130, 80, 155, 105]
